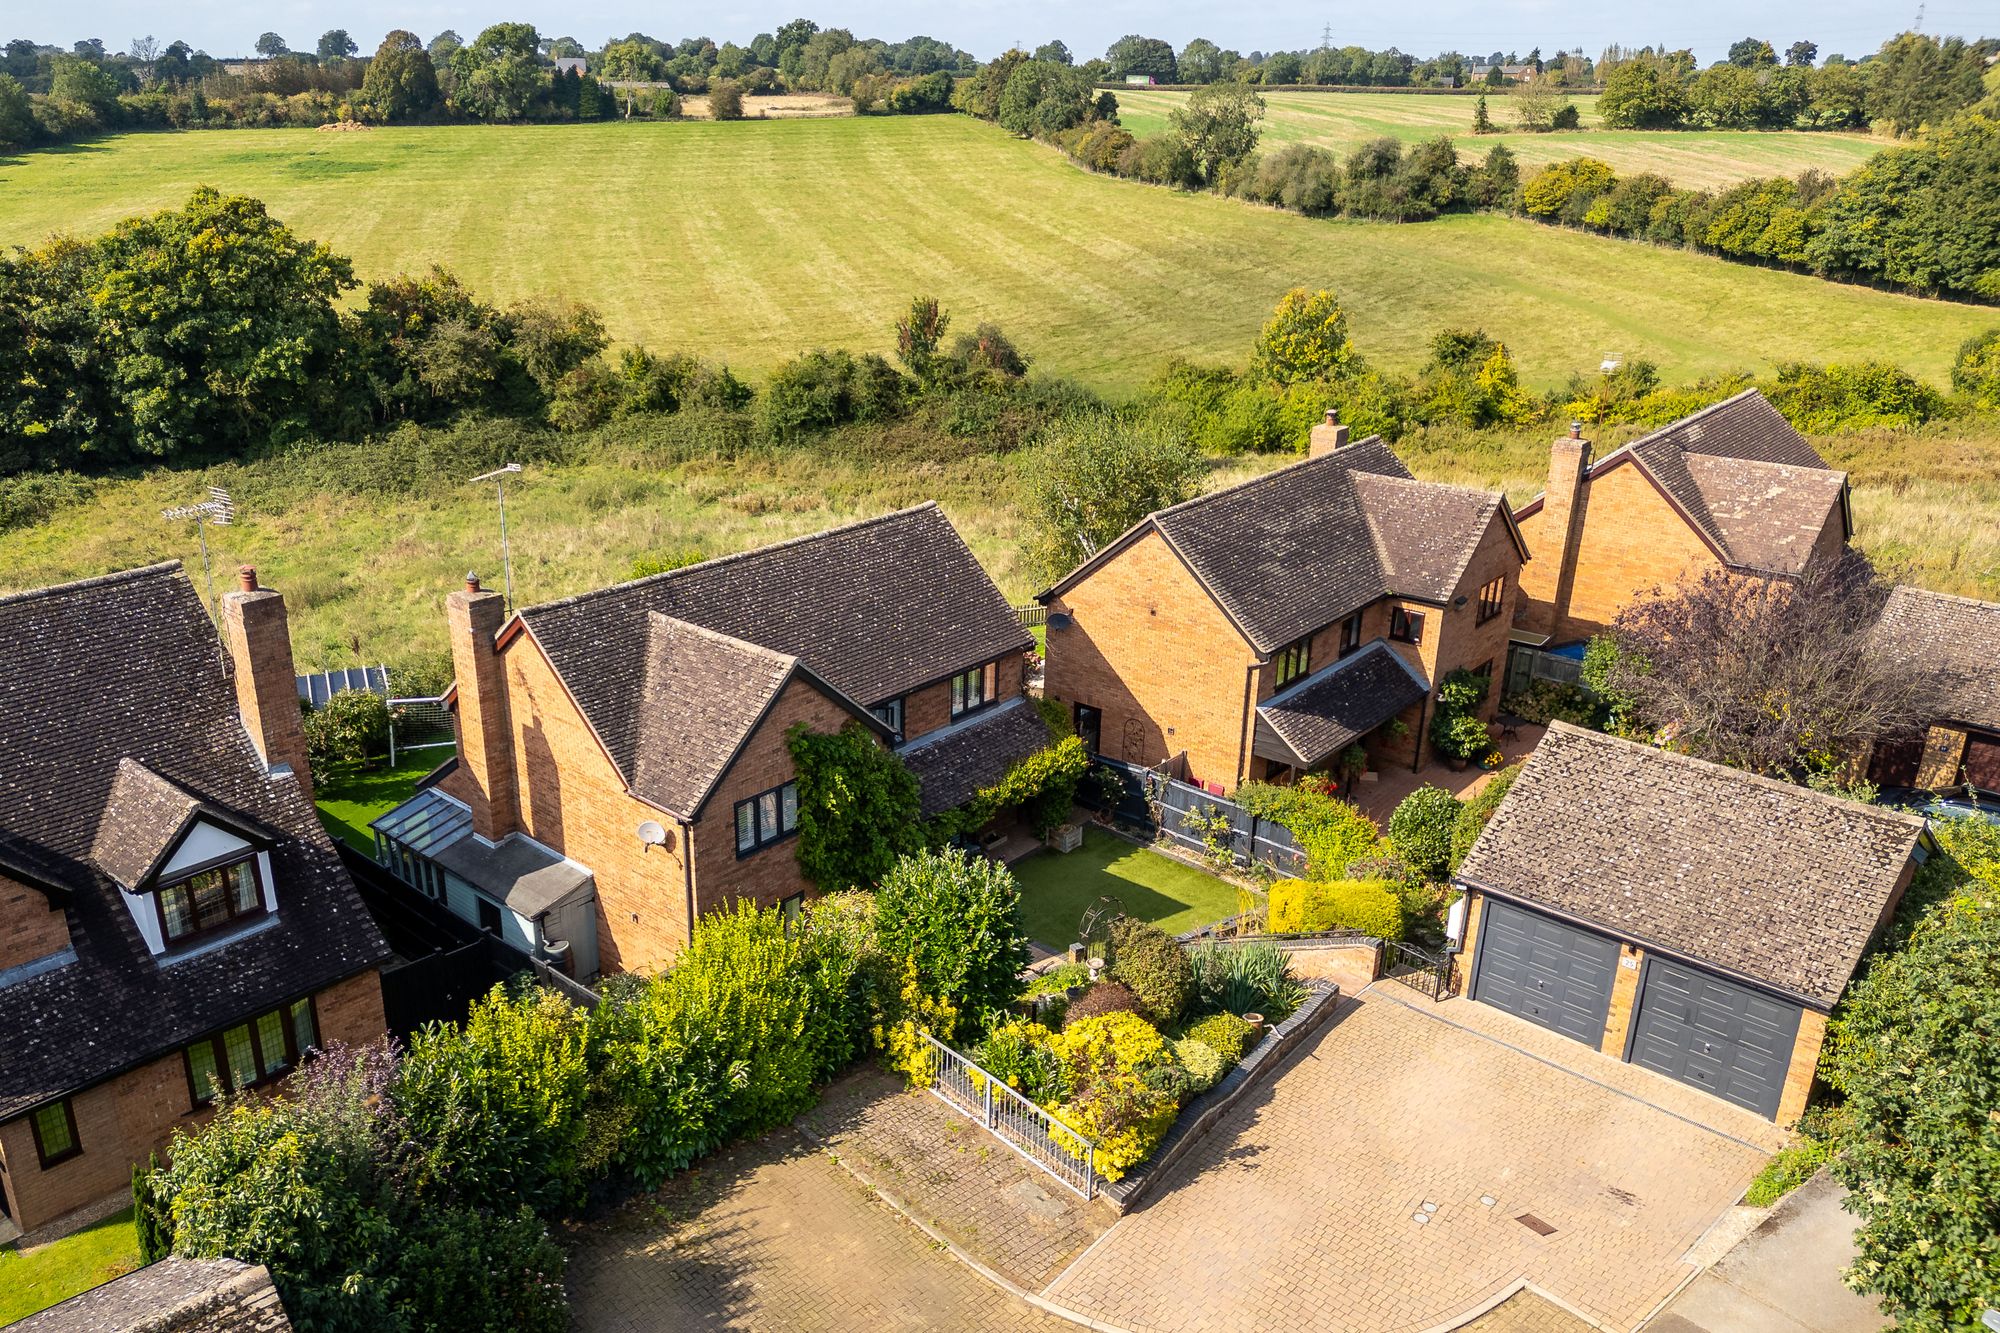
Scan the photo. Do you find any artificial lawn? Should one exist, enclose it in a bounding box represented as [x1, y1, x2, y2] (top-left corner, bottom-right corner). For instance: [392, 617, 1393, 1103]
[0, 1206, 142, 1325]
[1011, 828, 1243, 948]
[0, 117, 1985, 392]
[315, 747, 456, 853]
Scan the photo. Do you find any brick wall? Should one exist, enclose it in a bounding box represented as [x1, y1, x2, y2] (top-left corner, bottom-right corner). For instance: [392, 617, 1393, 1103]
[0, 970, 382, 1234]
[1776, 1011, 1829, 1127]
[218, 577, 313, 804]
[1433, 511, 1523, 728]
[443, 584, 520, 843]
[899, 652, 1025, 743]
[1530, 462, 1721, 643]
[1044, 530, 1260, 789]
[0, 875, 70, 975]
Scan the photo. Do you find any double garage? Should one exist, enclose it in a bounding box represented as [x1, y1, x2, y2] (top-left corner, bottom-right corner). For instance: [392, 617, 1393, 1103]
[1468, 897, 1805, 1120]
[1452, 723, 1931, 1127]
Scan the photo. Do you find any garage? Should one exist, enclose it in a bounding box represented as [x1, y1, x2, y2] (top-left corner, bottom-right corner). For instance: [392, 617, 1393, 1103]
[1470, 899, 1620, 1045]
[1626, 959, 1801, 1119]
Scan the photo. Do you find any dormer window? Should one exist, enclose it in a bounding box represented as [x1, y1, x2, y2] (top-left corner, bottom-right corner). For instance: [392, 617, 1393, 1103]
[157, 856, 263, 945]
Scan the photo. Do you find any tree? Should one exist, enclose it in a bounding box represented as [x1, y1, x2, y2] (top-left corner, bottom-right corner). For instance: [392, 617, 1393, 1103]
[1252, 287, 1357, 385]
[1597, 59, 1690, 128]
[1951, 328, 2000, 410]
[359, 30, 439, 121]
[598, 39, 666, 82]
[1785, 39, 1818, 67]
[48, 54, 119, 117]
[1726, 37, 1778, 68]
[1509, 72, 1568, 131]
[1025, 411, 1204, 579]
[997, 59, 1094, 137]
[1471, 94, 1492, 133]
[0, 73, 31, 147]
[893, 295, 949, 384]
[874, 847, 1030, 1020]
[1170, 82, 1264, 184]
[129, 35, 159, 65]
[1106, 34, 1177, 83]
[1808, 115, 2000, 299]
[1178, 38, 1224, 84]
[1600, 552, 1941, 782]
[451, 23, 545, 121]
[1690, 63, 1779, 128]
[317, 29, 357, 61]
[254, 32, 288, 58]
[1865, 32, 1988, 135]
[1033, 40, 1071, 66]
[707, 77, 744, 119]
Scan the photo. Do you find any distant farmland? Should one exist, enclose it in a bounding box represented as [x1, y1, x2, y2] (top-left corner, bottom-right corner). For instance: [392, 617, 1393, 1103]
[0, 115, 1981, 391]
[1114, 88, 1884, 191]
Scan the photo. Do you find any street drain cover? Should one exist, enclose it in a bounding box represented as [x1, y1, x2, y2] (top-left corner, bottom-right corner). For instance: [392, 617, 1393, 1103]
[1516, 1213, 1557, 1237]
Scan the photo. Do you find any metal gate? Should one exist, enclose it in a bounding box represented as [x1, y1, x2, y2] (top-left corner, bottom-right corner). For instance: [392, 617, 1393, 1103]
[1382, 939, 1454, 1000]
[919, 1033, 1097, 1200]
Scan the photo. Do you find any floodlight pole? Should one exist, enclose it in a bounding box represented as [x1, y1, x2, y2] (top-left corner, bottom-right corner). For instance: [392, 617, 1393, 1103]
[469, 464, 523, 612]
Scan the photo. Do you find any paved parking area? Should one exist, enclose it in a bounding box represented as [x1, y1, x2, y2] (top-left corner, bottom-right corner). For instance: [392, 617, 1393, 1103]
[1043, 991, 1769, 1332]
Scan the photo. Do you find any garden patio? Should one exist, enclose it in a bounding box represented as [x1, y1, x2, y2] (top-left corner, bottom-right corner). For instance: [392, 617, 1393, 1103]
[1346, 720, 1546, 825]
[1007, 827, 1246, 952]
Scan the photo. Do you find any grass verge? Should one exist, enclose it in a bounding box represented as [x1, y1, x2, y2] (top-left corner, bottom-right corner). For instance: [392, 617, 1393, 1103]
[1011, 828, 1242, 947]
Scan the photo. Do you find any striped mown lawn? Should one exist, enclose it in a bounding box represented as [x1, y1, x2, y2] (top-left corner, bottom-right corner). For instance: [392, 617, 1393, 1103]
[1011, 828, 1243, 949]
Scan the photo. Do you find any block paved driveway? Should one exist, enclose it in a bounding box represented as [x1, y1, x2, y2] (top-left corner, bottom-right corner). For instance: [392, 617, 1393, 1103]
[1043, 990, 1769, 1333]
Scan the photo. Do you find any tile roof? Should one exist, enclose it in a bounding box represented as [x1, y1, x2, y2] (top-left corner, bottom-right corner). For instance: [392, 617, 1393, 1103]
[90, 759, 277, 893]
[1872, 585, 2000, 732]
[518, 503, 1031, 791]
[13, 1258, 293, 1332]
[1457, 722, 1925, 1008]
[1254, 641, 1430, 769]
[898, 697, 1054, 817]
[0, 564, 389, 1121]
[1050, 438, 1516, 654]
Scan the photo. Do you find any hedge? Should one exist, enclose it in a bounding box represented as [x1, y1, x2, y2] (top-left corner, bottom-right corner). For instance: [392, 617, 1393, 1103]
[1267, 877, 1405, 939]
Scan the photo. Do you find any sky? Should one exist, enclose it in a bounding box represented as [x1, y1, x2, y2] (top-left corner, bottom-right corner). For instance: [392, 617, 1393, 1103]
[11, 0, 1990, 65]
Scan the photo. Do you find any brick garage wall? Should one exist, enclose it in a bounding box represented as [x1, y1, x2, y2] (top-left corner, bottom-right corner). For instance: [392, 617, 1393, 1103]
[0, 875, 70, 975]
[1045, 530, 1259, 789]
[0, 971, 379, 1233]
[1776, 1010, 1829, 1127]
[692, 676, 866, 915]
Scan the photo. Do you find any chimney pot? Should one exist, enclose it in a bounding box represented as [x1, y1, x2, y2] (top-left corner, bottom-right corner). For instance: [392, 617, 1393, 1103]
[1325, 408, 1339, 425]
[1569, 420, 1583, 439]
[465, 571, 482, 593]
[237, 566, 258, 592]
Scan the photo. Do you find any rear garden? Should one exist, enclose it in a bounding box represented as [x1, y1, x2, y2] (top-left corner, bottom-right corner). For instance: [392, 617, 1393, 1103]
[0, 1206, 141, 1325]
[1009, 828, 1245, 949]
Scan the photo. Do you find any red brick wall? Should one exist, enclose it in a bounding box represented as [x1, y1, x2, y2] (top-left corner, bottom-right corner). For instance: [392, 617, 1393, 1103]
[899, 653, 1025, 743]
[0, 970, 382, 1235]
[0, 875, 70, 975]
[1519, 462, 1722, 643]
[219, 583, 314, 804]
[442, 586, 519, 843]
[1043, 530, 1260, 789]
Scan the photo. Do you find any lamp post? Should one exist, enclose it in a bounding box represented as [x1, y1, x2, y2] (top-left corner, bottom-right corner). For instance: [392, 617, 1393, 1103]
[468, 464, 523, 612]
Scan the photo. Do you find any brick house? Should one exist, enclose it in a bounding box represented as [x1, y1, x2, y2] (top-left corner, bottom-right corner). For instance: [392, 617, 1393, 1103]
[1453, 722, 1926, 1124]
[1038, 414, 1528, 789]
[1865, 585, 2000, 794]
[375, 504, 1041, 977]
[1511, 390, 1850, 663]
[0, 565, 389, 1238]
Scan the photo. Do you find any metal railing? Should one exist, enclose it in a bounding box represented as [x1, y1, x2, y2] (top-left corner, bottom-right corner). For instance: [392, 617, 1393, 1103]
[1382, 939, 1455, 1001]
[918, 1032, 1097, 1200]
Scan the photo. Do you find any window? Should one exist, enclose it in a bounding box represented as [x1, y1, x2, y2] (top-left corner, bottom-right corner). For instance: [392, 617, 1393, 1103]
[156, 856, 263, 946]
[476, 896, 503, 936]
[184, 998, 317, 1107]
[1476, 575, 1507, 624]
[950, 661, 1000, 719]
[1273, 637, 1311, 688]
[1338, 610, 1364, 658]
[871, 697, 905, 742]
[733, 780, 800, 857]
[1073, 703, 1102, 755]
[1390, 607, 1426, 645]
[29, 1100, 79, 1168]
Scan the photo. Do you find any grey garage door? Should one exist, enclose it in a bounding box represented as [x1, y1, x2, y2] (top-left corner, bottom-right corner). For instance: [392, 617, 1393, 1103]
[1627, 959, 1803, 1120]
[1472, 899, 1621, 1045]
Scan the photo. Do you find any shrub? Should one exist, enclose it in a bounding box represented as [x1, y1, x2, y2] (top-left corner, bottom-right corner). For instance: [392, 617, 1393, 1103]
[1107, 917, 1195, 1026]
[1449, 763, 1521, 871]
[758, 348, 906, 441]
[794, 890, 888, 1081]
[0, 472, 93, 532]
[1174, 1038, 1227, 1092]
[1950, 328, 2000, 411]
[1046, 1012, 1182, 1181]
[1251, 287, 1359, 385]
[1063, 979, 1140, 1026]
[1267, 878, 1405, 940]
[972, 1019, 1067, 1102]
[1427, 667, 1494, 762]
[873, 847, 1031, 1026]
[650, 88, 681, 117]
[1186, 941, 1308, 1020]
[303, 688, 392, 770]
[1520, 157, 1616, 218]
[1760, 360, 1947, 431]
[1182, 1011, 1254, 1063]
[707, 78, 744, 119]
[1388, 786, 1463, 882]
[1234, 777, 1384, 880]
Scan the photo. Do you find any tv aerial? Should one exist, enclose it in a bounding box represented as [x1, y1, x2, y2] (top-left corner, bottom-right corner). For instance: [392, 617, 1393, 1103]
[162, 487, 235, 613]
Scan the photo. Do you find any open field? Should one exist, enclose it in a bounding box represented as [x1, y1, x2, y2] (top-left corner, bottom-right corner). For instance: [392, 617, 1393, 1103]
[1113, 88, 1885, 190]
[0, 117, 1987, 392]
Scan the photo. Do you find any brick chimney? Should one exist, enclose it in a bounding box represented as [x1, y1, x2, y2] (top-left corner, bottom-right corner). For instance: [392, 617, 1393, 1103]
[220, 566, 315, 803]
[1308, 408, 1350, 458]
[446, 572, 518, 842]
[1516, 423, 1593, 638]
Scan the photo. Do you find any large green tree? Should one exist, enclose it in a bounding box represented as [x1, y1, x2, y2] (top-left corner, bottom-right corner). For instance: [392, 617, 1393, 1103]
[359, 30, 439, 121]
[451, 22, 546, 121]
[1170, 82, 1264, 183]
[0, 72, 32, 145]
[1809, 114, 2000, 300]
[1597, 59, 1691, 128]
[1106, 34, 1177, 82]
[1866, 32, 1987, 135]
[1025, 410, 1204, 579]
[996, 58, 1095, 138]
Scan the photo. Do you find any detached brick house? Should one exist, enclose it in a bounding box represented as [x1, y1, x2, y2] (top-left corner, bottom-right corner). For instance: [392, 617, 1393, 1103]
[0, 565, 389, 1237]
[1039, 415, 1528, 788]
[376, 504, 1041, 976]
[1865, 585, 2000, 794]
[1512, 390, 1850, 654]
[1454, 723, 1926, 1124]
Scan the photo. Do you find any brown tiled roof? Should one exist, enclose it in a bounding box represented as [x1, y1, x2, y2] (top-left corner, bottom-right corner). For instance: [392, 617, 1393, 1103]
[1457, 722, 1925, 1008]
[519, 504, 1031, 787]
[90, 759, 277, 892]
[630, 615, 809, 818]
[1872, 585, 2000, 732]
[898, 697, 1053, 817]
[1049, 438, 1516, 654]
[1254, 641, 1429, 769]
[0, 565, 388, 1122]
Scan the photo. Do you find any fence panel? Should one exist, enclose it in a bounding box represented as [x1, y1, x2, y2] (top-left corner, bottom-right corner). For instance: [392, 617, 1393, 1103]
[1080, 756, 1157, 830]
[389, 696, 455, 763]
[919, 1033, 1096, 1200]
[1012, 604, 1048, 628]
[1148, 771, 1305, 878]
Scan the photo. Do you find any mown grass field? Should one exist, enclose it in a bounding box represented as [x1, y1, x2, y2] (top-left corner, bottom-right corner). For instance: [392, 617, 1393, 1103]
[1113, 88, 1885, 190]
[0, 116, 1986, 391]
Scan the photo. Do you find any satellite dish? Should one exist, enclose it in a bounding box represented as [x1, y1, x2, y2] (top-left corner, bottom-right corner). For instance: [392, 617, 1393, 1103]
[636, 820, 668, 847]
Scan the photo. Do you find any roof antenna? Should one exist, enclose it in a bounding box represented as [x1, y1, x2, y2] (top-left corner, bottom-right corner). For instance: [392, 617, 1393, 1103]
[468, 464, 523, 613]
[162, 487, 236, 619]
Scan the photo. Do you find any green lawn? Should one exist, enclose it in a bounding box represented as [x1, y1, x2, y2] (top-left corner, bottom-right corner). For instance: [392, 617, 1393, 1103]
[316, 747, 455, 853]
[0, 1207, 142, 1325]
[0, 117, 1985, 392]
[1114, 89, 1884, 191]
[1011, 828, 1244, 948]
